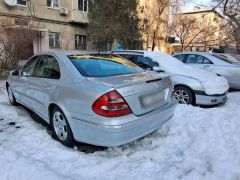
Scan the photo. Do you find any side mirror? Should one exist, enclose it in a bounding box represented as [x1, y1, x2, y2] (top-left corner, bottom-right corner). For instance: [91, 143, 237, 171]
[153, 66, 165, 72]
[11, 70, 19, 76]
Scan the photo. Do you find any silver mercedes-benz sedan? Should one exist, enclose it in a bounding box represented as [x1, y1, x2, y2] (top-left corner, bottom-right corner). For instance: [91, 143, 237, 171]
[6, 51, 176, 147]
[173, 52, 240, 90]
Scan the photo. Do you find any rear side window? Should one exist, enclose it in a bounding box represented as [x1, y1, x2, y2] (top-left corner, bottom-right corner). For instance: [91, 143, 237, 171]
[21, 56, 40, 76]
[35, 55, 60, 79]
[68, 55, 142, 77]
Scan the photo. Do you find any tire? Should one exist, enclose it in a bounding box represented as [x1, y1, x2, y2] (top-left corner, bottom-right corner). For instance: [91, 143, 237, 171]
[7, 85, 18, 106]
[173, 86, 195, 105]
[51, 106, 74, 147]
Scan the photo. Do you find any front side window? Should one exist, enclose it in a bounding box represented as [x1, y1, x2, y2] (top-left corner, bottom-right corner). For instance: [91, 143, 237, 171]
[173, 54, 185, 62]
[68, 54, 142, 77]
[186, 55, 199, 64]
[17, 0, 27, 6]
[47, 0, 59, 9]
[49, 32, 61, 49]
[35, 56, 60, 79]
[78, 0, 88, 12]
[21, 56, 40, 77]
[75, 35, 87, 50]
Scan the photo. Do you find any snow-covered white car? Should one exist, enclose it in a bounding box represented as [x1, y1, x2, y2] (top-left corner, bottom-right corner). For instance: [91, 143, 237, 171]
[114, 50, 229, 106]
[173, 52, 240, 90]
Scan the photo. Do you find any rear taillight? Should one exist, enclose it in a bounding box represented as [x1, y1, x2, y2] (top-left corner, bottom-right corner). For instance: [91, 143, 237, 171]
[92, 90, 132, 117]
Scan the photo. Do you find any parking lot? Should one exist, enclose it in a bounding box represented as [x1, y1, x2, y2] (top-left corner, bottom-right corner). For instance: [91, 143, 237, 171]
[1, 80, 240, 180]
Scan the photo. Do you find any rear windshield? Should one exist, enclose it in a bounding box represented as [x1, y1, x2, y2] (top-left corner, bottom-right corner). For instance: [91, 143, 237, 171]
[212, 54, 240, 64]
[68, 54, 142, 77]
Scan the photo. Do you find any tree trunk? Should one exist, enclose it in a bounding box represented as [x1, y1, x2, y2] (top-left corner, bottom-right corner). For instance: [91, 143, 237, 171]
[181, 44, 184, 52]
[151, 31, 156, 51]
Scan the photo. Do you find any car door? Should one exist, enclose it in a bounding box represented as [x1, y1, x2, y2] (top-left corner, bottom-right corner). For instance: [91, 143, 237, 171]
[15, 56, 41, 105]
[26, 55, 61, 119]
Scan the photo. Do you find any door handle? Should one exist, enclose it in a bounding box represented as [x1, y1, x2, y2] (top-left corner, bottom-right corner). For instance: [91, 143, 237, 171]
[43, 86, 51, 90]
[203, 65, 210, 68]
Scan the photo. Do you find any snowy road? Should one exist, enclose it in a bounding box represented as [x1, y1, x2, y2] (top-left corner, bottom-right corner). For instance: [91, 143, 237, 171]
[0, 80, 240, 180]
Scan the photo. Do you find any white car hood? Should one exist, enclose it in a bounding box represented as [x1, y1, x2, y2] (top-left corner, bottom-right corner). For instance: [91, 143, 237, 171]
[145, 52, 229, 95]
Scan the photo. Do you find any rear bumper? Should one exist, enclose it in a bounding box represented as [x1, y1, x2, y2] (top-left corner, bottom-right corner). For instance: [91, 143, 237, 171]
[229, 83, 240, 90]
[71, 99, 177, 147]
[195, 91, 228, 105]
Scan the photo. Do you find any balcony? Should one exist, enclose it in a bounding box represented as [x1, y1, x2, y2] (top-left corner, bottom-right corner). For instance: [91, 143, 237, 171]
[70, 10, 89, 25]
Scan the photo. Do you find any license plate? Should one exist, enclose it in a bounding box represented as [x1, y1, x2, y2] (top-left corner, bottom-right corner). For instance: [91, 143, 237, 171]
[141, 90, 166, 107]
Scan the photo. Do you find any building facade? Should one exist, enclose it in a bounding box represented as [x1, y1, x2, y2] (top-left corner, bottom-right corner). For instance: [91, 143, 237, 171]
[171, 8, 230, 53]
[0, 0, 90, 58]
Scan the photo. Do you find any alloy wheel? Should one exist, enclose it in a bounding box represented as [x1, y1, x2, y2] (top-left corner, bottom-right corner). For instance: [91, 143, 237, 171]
[173, 89, 191, 104]
[53, 111, 68, 141]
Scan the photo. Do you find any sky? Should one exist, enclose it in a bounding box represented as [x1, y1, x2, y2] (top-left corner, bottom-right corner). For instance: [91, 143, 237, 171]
[182, 0, 213, 12]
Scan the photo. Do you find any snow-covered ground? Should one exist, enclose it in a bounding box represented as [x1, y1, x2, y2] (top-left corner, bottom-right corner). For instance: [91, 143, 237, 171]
[1, 80, 240, 180]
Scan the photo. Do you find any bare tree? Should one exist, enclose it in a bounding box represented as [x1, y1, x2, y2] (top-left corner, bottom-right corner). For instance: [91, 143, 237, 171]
[214, 0, 240, 53]
[171, 15, 206, 51]
[139, 0, 180, 51]
[197, 21, 224, 51]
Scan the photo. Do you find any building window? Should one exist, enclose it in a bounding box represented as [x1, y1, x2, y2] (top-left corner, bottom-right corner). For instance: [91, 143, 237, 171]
[49, 32, 61, 49]
[17, 0, 27, 6]
[75, 35, 87, 50]
[78, 0, 88, 12]
[47, 0, 59, 9]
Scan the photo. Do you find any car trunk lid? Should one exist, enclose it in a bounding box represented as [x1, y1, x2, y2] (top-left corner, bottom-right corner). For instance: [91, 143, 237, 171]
[88, 72, 172, 116]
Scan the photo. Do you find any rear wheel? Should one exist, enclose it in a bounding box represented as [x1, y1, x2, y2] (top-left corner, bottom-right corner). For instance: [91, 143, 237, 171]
[7, 85, 17, 106]
[51, 107, 74, 147]
[173, 86, 194, 105]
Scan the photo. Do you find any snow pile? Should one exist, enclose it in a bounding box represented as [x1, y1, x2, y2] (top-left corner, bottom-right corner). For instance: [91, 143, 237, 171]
[145, 52, 229, 95]
[1, 80, 240, 180]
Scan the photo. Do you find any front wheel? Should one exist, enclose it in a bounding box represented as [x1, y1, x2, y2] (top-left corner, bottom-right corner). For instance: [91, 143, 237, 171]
[51, 107, 74, 147]
[7, 85, 18, 106]
[173, 86, 194, 105]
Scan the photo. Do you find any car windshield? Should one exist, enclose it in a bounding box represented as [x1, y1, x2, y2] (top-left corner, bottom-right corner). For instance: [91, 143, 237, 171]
[212, 54, 240, 64]
[68, 54, 143, 77]
[231, 54, 240, 61]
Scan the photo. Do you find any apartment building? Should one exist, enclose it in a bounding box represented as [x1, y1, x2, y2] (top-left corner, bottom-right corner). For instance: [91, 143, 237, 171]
[172, 8, 228, 53]
[0, 0, 90, 58]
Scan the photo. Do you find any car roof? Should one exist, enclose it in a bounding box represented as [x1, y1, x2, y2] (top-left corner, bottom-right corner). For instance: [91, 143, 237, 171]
[174, 52, 210, 55]
[34, 50, 113, 56]
[113, 50, 145, 54]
